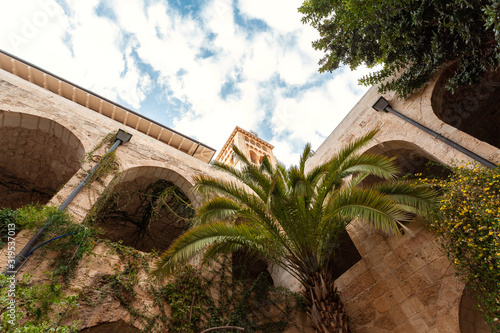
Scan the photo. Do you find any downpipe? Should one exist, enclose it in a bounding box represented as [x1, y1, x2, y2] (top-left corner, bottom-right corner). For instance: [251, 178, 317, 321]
[3, 129, 132, 276]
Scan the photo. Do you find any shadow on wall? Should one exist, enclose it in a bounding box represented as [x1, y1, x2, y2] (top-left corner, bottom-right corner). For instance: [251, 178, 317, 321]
[459, 284, 491, 333]
[89, 167, 194, 253]
[432, 66, 500, 149]
[80, 320, 140, 333]
[361, 140, 451, 187]
[0, 112, 85, 209]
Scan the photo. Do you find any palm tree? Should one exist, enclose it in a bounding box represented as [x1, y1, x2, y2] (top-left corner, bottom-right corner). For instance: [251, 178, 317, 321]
[152, 130, 436, 332]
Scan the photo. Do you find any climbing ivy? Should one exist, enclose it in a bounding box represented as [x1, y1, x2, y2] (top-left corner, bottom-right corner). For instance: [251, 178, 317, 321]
[0, 182, 303, 332]
[428, 164, 500, 331]
[152, 258, 304, 333]
[87, 178, 194, 253]
[78, 242, 304, 333]
[83, 132, 120, 186]
[0, 274, 80, 333]
[0, 205, 97, 332]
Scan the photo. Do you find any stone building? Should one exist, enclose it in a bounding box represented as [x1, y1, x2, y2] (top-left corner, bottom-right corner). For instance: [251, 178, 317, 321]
[0, 48, 498, 332]
[216, 126, 277, 169]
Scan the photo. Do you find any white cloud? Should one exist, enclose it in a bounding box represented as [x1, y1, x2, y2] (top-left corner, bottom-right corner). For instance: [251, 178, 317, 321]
[241, 34, 277, 82]
[237, 0, 304, 32]
[270, 66, 375, 165]
[1, 0, 154, 109]
[0, 0, 377, 166]
[272, 138, 301, 167]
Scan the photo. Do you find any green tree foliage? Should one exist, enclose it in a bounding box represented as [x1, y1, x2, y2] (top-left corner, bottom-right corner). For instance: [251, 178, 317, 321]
[152, 130, 437, 332]
[299, 0, 500, 98]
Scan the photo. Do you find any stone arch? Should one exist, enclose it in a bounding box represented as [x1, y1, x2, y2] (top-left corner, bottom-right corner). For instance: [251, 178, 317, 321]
[90, 166, 196, 253]
[431, 66, 500, 149]
[0, 111, 85, 209]
[80, 320, 140, 332]
[362, 140, 450, 185]
[117, 166, 198, 206]
[334, 139, 463, 331]
[459, 285, 491, 333]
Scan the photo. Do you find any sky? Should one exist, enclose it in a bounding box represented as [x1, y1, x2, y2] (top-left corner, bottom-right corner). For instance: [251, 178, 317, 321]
[0, 0, 375, 166]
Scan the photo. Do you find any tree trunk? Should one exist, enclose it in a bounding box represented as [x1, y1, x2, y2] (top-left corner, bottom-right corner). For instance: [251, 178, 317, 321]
[304, 271, 350, 333]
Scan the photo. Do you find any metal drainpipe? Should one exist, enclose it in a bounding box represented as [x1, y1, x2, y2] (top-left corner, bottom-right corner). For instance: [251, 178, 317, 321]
[372, 97, 497, 169]
[3, 129, 132, 276]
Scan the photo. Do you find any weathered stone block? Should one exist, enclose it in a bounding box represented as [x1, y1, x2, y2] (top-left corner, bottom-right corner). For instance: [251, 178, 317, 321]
[401, 298, 425, 318]
[21, 114, 38, 129]
[3, 112, 21, 127]
[374, 295, 391, 313]
[391, 286, 407, 304]
[374, 312, 396, 330]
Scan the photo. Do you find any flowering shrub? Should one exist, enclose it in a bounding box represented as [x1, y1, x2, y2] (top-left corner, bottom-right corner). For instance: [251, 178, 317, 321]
[429, 164, 499, 332]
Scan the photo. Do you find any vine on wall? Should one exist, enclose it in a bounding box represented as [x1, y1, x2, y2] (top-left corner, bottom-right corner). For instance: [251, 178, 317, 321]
[87, 178, 194, 253]
[157, 259, 304, 333]
[81, 244, 304, 333]
[0, 205, 89, 332]
[83, 132, 119, 186]
[1, 202, 304, 332]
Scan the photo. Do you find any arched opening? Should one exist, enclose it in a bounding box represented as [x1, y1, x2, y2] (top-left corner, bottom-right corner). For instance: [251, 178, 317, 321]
[80, 320, 140, 333]
[459, 285, 491, 333]
[362, 140, 450, 186]
[232, 250, 274, 286]
[360, 141, 451, 236]
[249, 150, 258, 164]
[328, 229, 362, 280]
[431, 66, 500, 149]
[90, 167, 194, 253]
[0, 112, 84, 209]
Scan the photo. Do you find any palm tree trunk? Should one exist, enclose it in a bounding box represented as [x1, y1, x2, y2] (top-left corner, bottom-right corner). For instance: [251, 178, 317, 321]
[304, 272, 350, 333]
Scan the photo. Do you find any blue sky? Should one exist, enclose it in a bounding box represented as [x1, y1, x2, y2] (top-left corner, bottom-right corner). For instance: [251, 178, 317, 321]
[0, 0, 374, 165]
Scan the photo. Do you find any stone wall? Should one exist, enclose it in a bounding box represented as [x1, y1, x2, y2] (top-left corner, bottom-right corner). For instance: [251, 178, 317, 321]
[303, 67, 499, 332]
[0, 110, 85, 208]
[1, 61, 498, 332]
[337, 220, 463, 332]
[0, 68, 225, 331]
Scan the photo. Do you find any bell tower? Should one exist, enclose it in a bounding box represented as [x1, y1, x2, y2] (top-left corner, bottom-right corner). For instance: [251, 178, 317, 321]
[216, 126, 277, 169]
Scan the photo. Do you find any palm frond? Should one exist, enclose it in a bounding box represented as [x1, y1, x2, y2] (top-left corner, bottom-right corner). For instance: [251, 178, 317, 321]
[259, 155, 273, 175]
[370, 181, 438, 216]
[192, 175, 268, 220]
[195, 197, 242, 225]
[152, 128, 438, 292]
[324, 130, 379, 174]
[326, 187, 404, 235]
[152, 222, 261, 279]
[340, 153, 399, 180]
[299, 143, 314, 174]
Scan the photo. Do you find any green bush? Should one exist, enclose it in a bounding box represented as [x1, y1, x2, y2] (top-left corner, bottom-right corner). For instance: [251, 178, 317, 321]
[0, 274, 80, 333]
[429, 164, 499, 331]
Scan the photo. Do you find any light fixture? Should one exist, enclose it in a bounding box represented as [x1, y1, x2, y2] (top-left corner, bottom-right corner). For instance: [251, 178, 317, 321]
[372, 96, 391, 112]
[116, 129, 133, 143]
